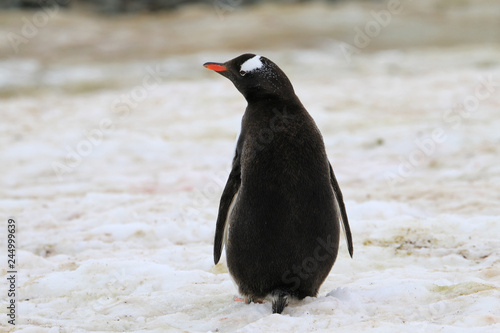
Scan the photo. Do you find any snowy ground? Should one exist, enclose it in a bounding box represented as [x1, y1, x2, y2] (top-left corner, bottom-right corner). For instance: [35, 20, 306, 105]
[1, 1, 500, 332]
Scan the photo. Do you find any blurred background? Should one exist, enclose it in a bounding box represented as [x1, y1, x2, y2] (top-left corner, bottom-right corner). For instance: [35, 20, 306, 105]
[1, 0, 499, 97]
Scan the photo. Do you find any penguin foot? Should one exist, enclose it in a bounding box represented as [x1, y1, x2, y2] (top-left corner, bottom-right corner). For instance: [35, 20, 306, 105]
[233, 296, 265, 304]
[233, 296, 247, 303]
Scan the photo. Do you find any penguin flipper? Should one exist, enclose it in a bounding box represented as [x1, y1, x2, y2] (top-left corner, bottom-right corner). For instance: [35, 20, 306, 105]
[214, 156, 241, 264]
[329, 162, 354, 258]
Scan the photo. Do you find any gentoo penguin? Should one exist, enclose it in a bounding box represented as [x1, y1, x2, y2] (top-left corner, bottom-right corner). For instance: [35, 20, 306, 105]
[203, 54, 353, 314]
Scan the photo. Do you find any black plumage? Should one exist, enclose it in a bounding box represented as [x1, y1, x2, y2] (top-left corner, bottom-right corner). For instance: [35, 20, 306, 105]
[203, 54, 353, 314]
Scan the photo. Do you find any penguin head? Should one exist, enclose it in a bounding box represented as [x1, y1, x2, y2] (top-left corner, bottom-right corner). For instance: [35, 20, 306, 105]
[203, 53, 295, 102]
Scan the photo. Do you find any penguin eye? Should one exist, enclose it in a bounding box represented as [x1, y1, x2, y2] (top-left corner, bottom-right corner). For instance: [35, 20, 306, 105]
[239, 70, 246, 76]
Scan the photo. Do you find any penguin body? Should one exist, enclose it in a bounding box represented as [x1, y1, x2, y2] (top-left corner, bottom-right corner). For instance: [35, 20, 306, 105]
[204, 54, 353, 314]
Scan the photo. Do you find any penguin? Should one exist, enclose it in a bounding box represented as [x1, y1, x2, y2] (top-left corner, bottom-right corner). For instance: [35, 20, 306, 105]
[203, 54, 353, 314]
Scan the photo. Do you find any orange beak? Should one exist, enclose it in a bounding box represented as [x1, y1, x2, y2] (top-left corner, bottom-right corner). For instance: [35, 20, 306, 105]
[203, 62, 228, 72]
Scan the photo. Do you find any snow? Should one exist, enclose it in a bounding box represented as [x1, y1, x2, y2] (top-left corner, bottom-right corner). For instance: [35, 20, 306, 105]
[1, 2, 500, 332]
[240, 55, 263, 73]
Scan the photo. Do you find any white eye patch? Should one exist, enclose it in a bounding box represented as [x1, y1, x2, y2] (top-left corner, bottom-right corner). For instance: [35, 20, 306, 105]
[240, 55, 263, 73]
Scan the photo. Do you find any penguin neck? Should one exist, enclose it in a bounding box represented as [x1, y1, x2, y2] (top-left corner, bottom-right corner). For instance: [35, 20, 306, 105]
[243, 91, 302, 108]
[244, 92, 305, 120]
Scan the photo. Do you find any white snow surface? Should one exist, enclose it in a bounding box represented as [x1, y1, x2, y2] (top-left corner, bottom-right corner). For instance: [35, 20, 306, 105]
[1, 46, 500, 332]
[240, 55, 263, 73]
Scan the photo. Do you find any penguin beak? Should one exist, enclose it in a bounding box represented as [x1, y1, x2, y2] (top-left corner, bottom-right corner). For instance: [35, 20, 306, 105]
[203, 62, 228, 72]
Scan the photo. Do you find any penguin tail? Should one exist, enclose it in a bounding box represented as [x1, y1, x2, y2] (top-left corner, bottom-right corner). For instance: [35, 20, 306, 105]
[271, 289, 290, 314]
